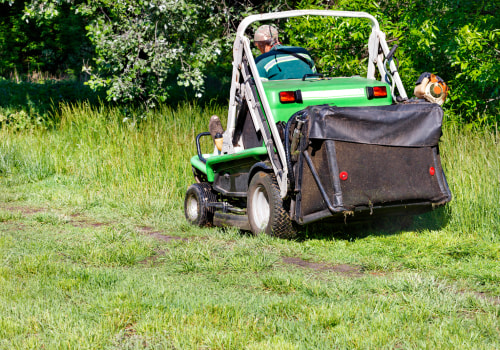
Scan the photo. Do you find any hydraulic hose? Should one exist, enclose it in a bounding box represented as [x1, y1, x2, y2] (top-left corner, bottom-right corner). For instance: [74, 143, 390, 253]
[284, 111, 308, 190]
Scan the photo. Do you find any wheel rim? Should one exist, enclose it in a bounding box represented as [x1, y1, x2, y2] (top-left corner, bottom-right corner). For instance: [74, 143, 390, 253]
[251, 185, 270, 230]
[186, 194, 199, 221]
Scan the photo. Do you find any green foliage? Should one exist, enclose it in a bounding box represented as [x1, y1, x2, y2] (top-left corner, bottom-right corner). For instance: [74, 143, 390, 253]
[286, 0, 499, 126]
[0, 0, 91, 76]
[1, 0, 498, 125]
[383, 0, 499, 126]
[284, 2, 383, 77]
[13, 0, 292, 107]
[78, 0, 223, 106]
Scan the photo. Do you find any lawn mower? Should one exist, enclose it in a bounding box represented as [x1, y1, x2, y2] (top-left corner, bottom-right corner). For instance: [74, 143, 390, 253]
[184, 10, 452, 238]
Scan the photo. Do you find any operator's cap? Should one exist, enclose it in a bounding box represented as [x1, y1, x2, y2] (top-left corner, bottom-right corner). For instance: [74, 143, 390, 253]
[254, 25, 278, 43]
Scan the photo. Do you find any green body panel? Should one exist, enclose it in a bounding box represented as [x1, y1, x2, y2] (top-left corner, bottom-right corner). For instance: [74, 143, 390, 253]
[191, 77, 393, 182]
[191, 146, 268, 182]
[191, 155, 208, 174]
[262, 77, 393, 123]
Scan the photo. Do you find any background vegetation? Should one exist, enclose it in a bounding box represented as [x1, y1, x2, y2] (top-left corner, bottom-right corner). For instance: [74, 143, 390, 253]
[0, 0, 498, 126]
[287, 0, 499, 126]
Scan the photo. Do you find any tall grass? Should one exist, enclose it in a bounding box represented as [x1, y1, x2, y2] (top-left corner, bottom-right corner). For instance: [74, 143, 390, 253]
[0, 102, 225, 221]
[0, 76, 102, 126]
[440, 126, 500, 240]
[0, 102, 498, 238]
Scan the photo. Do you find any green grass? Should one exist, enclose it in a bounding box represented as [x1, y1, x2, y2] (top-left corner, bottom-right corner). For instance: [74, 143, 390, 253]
[0, 102, 498, 348]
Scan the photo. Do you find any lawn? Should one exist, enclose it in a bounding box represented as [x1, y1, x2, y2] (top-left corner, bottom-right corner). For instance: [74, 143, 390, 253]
[0, 102, 498, 349]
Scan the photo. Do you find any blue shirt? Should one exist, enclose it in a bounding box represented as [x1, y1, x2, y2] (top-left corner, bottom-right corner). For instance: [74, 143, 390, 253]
[255, 45, 316, 81]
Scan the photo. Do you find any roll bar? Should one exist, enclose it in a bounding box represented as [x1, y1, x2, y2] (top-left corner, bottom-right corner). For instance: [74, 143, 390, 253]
[235, 10, 380, 37]
[224, 10, 407, 198]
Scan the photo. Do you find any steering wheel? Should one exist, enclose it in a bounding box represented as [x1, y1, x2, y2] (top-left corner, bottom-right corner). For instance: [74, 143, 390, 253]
[302, 73, 324, 81]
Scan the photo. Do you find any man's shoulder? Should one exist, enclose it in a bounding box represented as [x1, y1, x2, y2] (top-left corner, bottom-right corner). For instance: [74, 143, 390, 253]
[255, 49, 277, 65]
[255, 45, 311, 65]
[275, 46, 311, 54]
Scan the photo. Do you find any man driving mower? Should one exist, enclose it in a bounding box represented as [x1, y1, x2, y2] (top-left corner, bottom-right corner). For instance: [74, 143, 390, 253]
[254, 25, 317, 81]
[209, 24, 318, 144]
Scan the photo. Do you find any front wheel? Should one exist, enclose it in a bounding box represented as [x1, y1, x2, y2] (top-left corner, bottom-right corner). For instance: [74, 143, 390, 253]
[184, 183, 216, 226]
[247, 172, 296, 238]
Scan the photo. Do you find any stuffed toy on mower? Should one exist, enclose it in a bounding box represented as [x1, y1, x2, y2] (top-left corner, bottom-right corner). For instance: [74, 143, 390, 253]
[184, 10, 452, 238]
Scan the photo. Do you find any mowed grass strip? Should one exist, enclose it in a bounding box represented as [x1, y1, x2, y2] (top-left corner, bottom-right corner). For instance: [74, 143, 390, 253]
[0, 213, 498, 349]
[0, 103, 499, 348]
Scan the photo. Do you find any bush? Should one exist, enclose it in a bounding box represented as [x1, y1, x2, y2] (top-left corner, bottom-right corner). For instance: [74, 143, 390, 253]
[285, 0, 499, 126]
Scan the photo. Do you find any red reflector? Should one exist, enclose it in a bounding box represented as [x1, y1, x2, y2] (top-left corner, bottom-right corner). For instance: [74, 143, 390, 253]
[429, 167, 435, 176]
[373, 86, 387, 98]
[279, 91, 296, 103]
[339, 171, 348, 181]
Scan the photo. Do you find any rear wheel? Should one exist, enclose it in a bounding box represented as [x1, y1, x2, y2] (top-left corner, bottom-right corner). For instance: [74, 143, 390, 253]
[184, 183, 217, 226]
[247, 172, 296, 238]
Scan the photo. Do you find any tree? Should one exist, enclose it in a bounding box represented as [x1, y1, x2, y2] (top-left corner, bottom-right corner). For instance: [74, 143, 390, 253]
[2, 0, 498, 125]
[286, 0, 499, 125]
[0, 0, 91, 77]
[13, 0, 293, 107]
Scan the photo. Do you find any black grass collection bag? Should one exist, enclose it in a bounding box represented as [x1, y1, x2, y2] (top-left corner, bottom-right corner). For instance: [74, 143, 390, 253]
[292, 102, 452, 224]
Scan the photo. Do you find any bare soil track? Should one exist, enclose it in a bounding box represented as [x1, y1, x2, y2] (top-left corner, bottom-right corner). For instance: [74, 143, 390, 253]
[1, 203, 498, 306]
[282, 256, 365, 277]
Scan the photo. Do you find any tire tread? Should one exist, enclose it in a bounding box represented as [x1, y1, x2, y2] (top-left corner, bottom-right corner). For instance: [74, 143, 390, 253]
[248, 172, 296, 239]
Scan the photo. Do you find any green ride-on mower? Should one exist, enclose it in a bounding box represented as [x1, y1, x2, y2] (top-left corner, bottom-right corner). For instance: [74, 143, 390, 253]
[184, 10, 452, 238]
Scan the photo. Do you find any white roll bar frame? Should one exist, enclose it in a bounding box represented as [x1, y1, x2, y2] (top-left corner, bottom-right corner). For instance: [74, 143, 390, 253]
[223, 10, 408, 198]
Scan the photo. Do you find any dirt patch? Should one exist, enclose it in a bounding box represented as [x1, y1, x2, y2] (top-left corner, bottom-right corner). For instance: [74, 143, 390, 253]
[0, 204, 46, 216]
[137, 226, 191, 242]
[124, 325, 137, 336]
[0, 205, 111, 229]
[138, 249, 168, 266]
[0, 222, 28, 232]
[115, 324, 148, 347]
[146, 232, 189, 242]
[65, 212, 112, 228]
[282, 256, 364, 277]
[137, 226, 156, 234]
[69, 219, 109, 228]
[464, 291, 500, 306]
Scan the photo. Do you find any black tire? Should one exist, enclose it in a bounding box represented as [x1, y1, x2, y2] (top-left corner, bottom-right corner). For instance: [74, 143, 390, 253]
[184, 183, 217, 226]
[247, 172, 296, 238]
